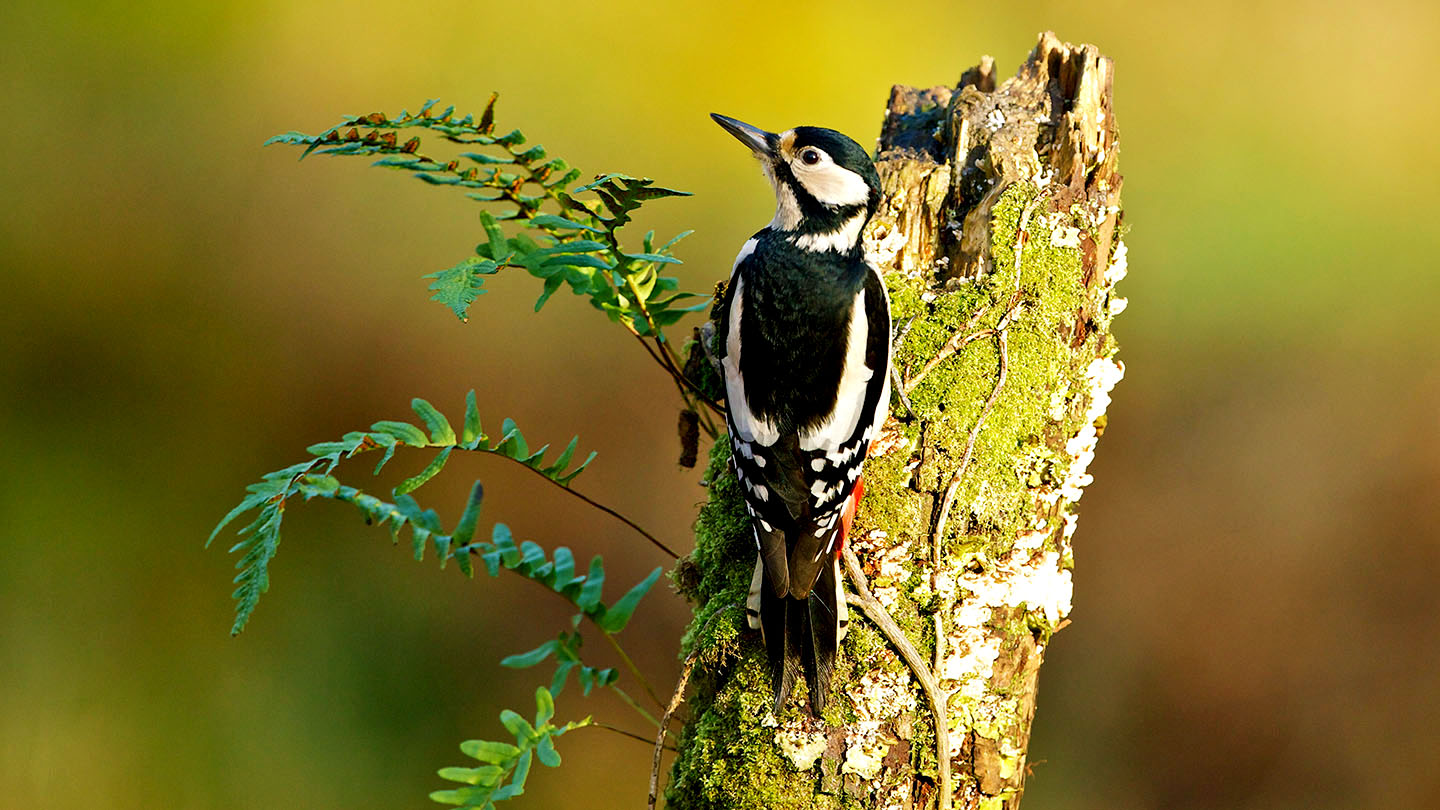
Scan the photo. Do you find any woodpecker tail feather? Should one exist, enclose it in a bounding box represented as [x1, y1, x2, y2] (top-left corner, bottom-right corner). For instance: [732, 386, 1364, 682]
[745, 557, 765, 630]
[804, 558, 841, 714]
[758, 555, 844, 717]
[759, 584, 800, 709]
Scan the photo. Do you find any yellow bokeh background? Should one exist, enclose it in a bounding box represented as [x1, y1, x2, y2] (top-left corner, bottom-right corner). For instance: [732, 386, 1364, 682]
[3, 2, 1438, 808]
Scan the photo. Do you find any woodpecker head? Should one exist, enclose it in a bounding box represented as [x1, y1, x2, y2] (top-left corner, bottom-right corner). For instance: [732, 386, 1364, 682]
[711, 113, 880, 253]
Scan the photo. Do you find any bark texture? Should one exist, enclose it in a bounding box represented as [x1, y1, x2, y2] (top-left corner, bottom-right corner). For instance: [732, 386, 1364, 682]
[667, 32, 1125, 810]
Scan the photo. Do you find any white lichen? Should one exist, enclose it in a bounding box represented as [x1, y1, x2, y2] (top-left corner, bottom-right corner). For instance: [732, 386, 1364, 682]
[1061, 512, 1079, 544]
[1104, 240, 1128, 285]
[775, 725, 829, 771]
[853, 531, 911, 608]
[1055, 356, 1125, 503]
[864, 219, 910, 272]
[1049, 224, 1082, 249]
[843, 665, 916, 779]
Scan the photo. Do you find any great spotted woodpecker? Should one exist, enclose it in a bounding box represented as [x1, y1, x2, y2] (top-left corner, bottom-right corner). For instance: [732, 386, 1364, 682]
[710, 114, 891, 715]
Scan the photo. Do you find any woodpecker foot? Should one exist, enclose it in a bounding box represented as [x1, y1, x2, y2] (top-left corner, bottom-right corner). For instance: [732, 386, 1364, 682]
[891, 314, 916, 356]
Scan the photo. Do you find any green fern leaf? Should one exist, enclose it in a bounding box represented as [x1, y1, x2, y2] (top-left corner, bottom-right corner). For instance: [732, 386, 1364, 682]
[411, 398, 457, 445]
[500, 640, 557, 669]
[371, 420, 430, 447]
[396, 446, 452, 496]
[452, 481, 485, 546]
[459, 741, 520, 764]
[553, 451, 597, 486]
[461, 390, 483, 448]
[425, 257, 499, 321]
[595, 567, 662, 633]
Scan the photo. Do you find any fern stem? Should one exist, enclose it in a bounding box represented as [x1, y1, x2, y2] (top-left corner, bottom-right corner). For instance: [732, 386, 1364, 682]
[602, 630, 665, 710]
[652, 334, 725, 432]
[620, 276, 725, 430]
[626, 329, 724, 438]
[610, 684, 661, 728]
[591, 721, 676, 751]
[508, 459, 679, 559]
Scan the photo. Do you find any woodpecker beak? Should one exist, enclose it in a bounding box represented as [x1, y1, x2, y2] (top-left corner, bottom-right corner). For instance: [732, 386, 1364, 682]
[711, 113, 776, 159]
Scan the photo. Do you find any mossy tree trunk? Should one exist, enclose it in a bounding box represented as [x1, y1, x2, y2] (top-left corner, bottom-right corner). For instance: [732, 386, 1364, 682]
[666, 33, 1125, 810]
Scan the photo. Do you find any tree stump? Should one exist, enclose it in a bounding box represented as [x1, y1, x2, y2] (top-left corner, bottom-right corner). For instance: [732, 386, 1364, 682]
[667, 31, 1126, 810]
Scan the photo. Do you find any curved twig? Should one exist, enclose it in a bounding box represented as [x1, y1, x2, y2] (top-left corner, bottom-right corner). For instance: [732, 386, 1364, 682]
[932, 326, 1011, 560]
[842, 549, 952, 810]
[648, 603, 742, 810]
[891, 365, 916, 419]
[647, 649, 697, 810]
[902, 304, 991, 395]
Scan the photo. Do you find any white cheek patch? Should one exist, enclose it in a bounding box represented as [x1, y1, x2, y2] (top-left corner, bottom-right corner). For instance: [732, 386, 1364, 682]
[793, 163, 870, 207]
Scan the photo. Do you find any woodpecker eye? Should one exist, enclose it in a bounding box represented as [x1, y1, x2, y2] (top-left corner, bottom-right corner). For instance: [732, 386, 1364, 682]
[800, 148, 822, 166]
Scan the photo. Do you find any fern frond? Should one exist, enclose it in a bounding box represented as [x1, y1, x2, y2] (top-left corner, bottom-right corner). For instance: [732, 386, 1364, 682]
[210, 392, 606, 632]
[265, 96, 706, 334]
[466, 524, 662, 634]
[430, 687, 589, 808]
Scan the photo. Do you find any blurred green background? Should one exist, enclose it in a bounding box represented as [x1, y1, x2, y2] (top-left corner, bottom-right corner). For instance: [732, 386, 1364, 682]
[3, 1, 1438, 808]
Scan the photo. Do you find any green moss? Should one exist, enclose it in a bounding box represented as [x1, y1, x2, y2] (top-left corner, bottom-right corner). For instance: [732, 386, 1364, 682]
[679, 440, 754, 664]
[888, 183, 1093, 560]
[850, 420, 923, 545]
[666, 649, 844, 810]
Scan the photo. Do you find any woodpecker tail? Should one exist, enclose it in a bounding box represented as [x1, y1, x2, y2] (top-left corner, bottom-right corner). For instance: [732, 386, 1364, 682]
[750, 479, 865, 714]
[757, 556, 844, 716]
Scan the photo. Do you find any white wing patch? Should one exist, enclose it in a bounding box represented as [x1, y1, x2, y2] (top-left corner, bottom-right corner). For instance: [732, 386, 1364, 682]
[823, 438, 864, 467]
[723, 275, 780, 447]
[799, 287, 873, 452]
